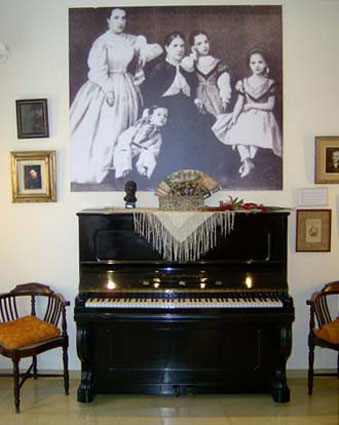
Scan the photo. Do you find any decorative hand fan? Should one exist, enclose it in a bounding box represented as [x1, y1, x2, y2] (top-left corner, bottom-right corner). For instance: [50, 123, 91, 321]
[155, 169, 221, 210]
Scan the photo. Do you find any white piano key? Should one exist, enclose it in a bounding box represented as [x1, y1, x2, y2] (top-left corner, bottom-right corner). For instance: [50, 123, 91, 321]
[84, 294, 285, 309]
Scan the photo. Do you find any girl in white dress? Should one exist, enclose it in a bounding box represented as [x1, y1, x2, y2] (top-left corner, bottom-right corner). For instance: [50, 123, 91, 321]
[212, 48, 282, 178]
[114, 106, 168, 179]
[70, 8, 162, 185]
[181, 30, 231, 117]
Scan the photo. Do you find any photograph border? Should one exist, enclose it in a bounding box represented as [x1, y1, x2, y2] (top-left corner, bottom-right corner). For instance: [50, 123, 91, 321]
[315, 136, 339, 184]
[296, 209, 331, 252]
[15, 98, 49, 139]
[10, 150, 56, 203]
[69, 5, 283, 192]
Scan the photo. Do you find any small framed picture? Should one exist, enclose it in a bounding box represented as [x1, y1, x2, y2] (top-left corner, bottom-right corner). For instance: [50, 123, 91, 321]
[296, 209, 331, 252]
[315, 136, 339, 183]
[15, 99, 49, 139]
[10, 151, 56, 202]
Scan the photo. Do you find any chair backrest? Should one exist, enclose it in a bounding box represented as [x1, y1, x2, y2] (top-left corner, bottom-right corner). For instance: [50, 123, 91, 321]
[0, 282, 70, 333]
[308, 281, 339, 329]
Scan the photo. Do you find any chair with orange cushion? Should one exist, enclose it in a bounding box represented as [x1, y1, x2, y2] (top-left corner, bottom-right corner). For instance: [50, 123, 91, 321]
[306, 281, 339, 395]
[0, 282, 70, 412]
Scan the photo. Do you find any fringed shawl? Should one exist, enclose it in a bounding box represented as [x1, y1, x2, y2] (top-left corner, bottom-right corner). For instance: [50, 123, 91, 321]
[133, 210, 235, 262]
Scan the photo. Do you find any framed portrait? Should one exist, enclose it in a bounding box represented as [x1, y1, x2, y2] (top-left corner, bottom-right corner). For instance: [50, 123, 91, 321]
[15, 99, 49, 139]
[69, 6, 283, 192]
[296, 209, 331, 252]
[10, 151, 56, 203]
[315, 136, 339, 184]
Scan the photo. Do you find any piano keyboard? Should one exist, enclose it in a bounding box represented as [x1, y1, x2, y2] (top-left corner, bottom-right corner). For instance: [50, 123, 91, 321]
[85, 295, 284, 309]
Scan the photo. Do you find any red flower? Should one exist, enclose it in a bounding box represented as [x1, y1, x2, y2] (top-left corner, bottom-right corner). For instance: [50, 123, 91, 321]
[241, 202, 267, 211]
[200, 197, 267, 212]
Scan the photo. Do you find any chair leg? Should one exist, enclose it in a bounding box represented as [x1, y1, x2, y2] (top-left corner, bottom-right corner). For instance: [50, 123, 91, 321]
[13, 359, 20, 413]
[63, 344, 69, 395]
[308, 339, 315, 395]
[337, 352, 339, 379]
[33, 355, 38, 379]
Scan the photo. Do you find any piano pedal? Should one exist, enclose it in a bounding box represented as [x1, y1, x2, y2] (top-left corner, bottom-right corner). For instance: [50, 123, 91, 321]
[187, 385, 195, 395]
[173, 385, 180, 397]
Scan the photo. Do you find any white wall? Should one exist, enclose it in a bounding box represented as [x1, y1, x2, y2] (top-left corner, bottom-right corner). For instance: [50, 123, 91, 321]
[0, 0, 338, 371]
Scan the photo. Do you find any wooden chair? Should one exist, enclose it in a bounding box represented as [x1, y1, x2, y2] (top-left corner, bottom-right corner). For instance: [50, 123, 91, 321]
[0, 282, 70, 412]
[306, 281, 339, 395]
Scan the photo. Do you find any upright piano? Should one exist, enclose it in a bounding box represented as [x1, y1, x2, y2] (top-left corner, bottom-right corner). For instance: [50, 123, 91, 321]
[74, 209, 294, 403]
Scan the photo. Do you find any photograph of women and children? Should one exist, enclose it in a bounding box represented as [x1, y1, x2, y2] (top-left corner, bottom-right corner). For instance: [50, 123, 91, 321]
[69, 5, 282, 192]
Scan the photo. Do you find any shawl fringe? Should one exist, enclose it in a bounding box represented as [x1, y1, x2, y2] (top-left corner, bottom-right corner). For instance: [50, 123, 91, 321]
[133, 211, 235, 262]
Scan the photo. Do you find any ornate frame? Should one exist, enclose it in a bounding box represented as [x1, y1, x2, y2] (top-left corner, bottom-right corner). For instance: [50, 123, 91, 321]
[10, 151, 56, 203]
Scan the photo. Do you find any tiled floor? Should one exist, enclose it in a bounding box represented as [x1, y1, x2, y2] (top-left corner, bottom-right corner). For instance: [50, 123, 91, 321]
[0, 375, 338, 425]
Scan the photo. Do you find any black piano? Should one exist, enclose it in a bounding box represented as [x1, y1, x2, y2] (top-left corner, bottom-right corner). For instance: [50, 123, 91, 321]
[74, 209, 294, 403]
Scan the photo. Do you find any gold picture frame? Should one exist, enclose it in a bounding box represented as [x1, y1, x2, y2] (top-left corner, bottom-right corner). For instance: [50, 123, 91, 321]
[10, 151, 56, 203]
[315, 136, 339, 183]
[296, 209, 331, 252]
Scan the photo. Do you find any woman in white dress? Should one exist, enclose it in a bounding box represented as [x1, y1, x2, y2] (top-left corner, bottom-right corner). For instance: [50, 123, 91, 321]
[70, 8, 162, 185]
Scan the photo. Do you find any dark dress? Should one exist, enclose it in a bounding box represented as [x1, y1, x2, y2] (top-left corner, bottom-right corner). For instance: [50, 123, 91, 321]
[144, 60, 215, 184]
[326, 162, 339, 173]
[25, 176, 42, 189]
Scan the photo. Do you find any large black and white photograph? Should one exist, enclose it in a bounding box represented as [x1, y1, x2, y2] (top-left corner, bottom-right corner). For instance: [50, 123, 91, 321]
[69, 5, 283, 192]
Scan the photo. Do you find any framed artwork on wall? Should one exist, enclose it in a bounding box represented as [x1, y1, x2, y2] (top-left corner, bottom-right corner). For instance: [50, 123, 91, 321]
[315, 136, 339, 184]
[69, 5, 283, 192]
[10, 151, 56, 203]
[296, 209, 331, 252]
[15, 99, 49, 139]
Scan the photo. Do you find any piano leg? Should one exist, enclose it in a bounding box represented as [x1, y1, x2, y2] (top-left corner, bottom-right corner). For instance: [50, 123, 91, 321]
[76, 327, 96, 402]
[78, 370, 96, 403]
[269, 325, 292, 403]
[270, 369, 290, 402]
